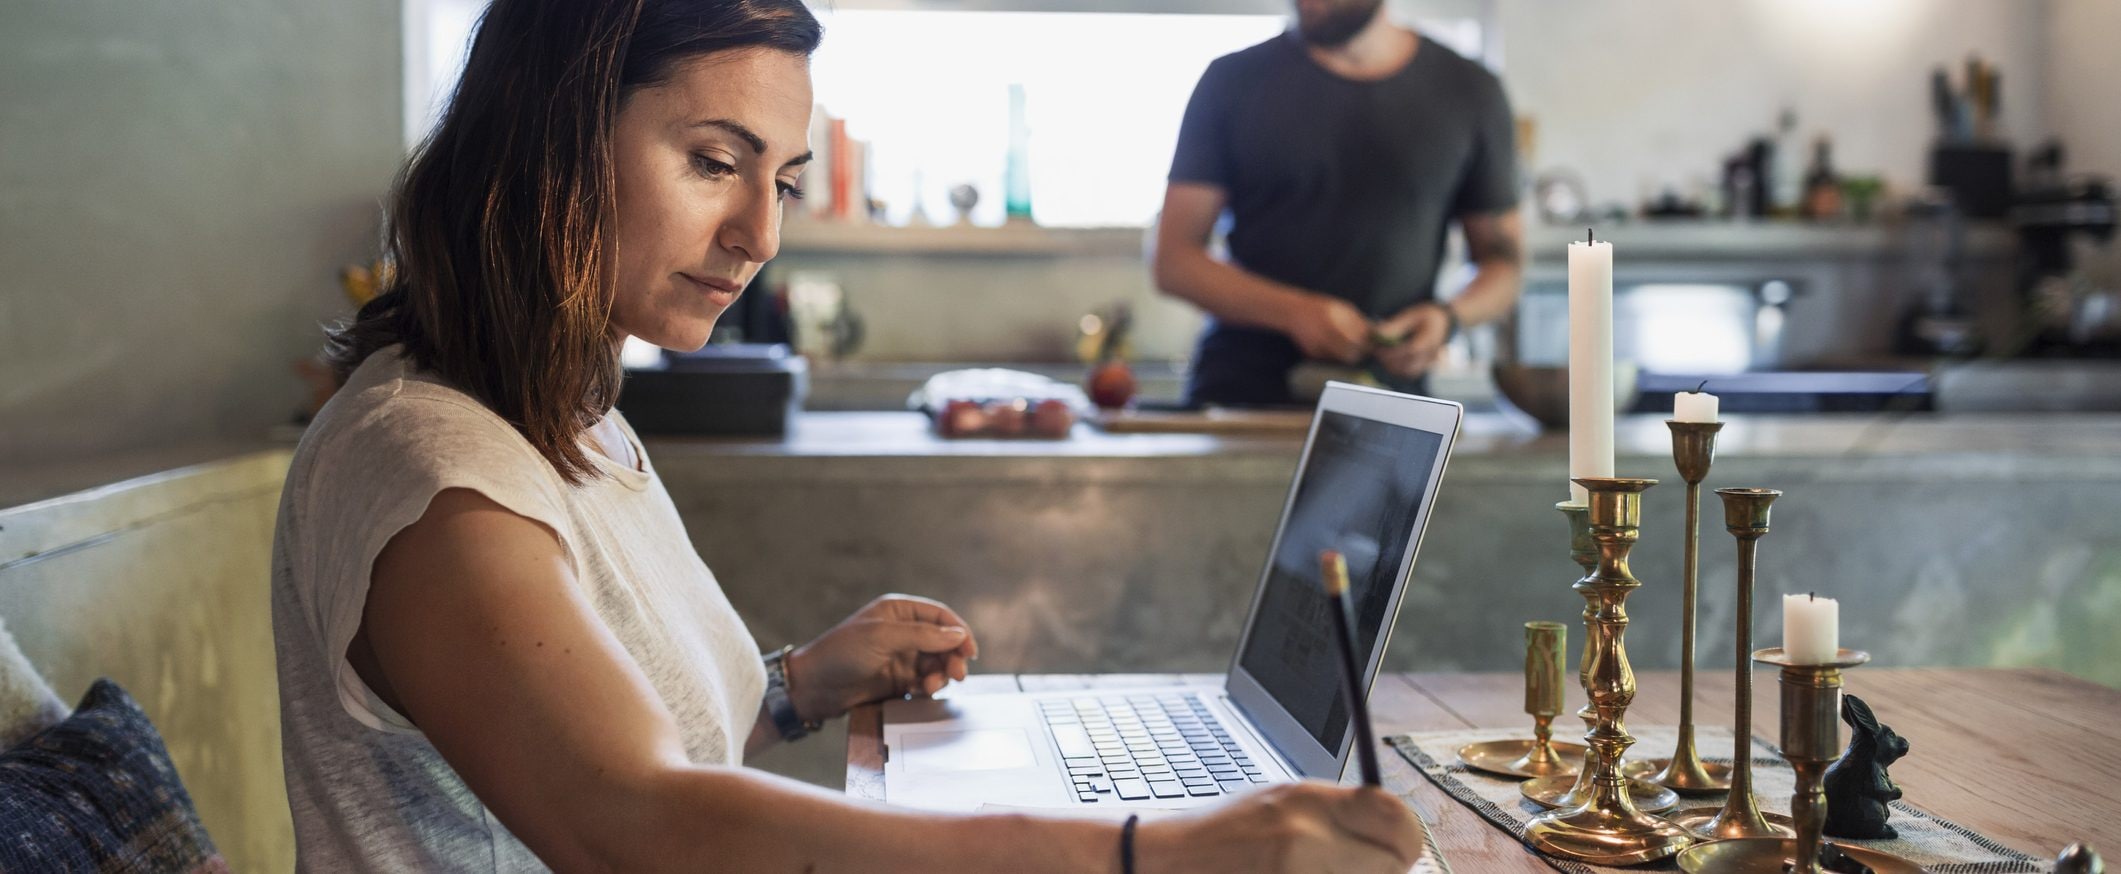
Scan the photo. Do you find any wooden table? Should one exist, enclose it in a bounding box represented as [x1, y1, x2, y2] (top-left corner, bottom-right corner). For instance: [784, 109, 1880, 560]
[849, 668, 2120, 871]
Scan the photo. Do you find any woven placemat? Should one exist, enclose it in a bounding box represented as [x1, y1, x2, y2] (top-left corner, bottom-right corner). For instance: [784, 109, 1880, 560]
[1388, 725, 2046, 873]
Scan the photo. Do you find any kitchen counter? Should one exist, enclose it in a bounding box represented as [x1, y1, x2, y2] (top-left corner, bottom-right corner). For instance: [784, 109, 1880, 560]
[652, 411, 2121, 693]
[650, 409, 2121, 473]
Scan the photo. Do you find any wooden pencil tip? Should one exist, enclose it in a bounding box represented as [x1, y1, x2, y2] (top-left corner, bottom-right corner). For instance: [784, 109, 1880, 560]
[1319, 549, 1349, 597]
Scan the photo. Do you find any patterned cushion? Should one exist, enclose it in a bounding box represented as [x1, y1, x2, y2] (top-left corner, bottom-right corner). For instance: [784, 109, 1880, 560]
[0, 679, 227, 873]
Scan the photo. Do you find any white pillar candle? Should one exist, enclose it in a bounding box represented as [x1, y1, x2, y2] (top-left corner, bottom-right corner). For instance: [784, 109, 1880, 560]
[1674, 390, 1719, 423]
[1783, 593, 1840, 664]
[1567, 236, 1615, 504]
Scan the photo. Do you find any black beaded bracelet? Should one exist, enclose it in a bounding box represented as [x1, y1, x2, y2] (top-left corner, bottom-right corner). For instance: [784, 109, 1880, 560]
[1120, 813, 1140, 874]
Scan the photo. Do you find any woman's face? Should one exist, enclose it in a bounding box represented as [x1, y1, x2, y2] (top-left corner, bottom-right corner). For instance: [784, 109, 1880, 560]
[607, 49, 813, 351]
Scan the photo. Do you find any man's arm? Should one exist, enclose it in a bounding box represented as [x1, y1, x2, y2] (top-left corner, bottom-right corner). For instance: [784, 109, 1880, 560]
[1152, 182, 1370, 364]
[1447, 208, 1525, 328]
[1374, 208, 1525, 377]
[356, 488, 1118, 873]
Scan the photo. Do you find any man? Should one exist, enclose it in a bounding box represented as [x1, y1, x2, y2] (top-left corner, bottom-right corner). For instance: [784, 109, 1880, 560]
[1152, 0, 1524, 406]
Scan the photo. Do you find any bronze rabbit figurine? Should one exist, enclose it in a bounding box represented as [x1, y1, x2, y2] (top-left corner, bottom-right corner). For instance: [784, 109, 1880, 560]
[1824, 694, 1909, 839]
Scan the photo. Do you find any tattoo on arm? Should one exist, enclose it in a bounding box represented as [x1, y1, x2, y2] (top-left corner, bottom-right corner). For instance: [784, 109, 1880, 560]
[1466, 216, 1523, 265]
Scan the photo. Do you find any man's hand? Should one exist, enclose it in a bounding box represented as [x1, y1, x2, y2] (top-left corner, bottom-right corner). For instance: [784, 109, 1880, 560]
[787, 595, 980, 722]
[1285, 294, 1373, 365]
[1372, 302, 1453, 379]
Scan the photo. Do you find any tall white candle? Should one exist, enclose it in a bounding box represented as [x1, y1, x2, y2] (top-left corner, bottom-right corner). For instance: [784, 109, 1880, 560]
[1674, 390, 1719, 423]
[1783, 592, 1840, 664]
[1568, 236, 1615, 503]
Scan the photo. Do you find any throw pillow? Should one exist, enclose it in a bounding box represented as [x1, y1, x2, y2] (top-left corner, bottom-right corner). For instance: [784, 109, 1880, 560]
[0, 679, 228, 872]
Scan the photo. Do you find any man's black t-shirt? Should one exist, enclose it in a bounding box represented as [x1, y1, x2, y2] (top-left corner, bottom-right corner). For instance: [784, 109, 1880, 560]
[1168, 31, 1518, 405]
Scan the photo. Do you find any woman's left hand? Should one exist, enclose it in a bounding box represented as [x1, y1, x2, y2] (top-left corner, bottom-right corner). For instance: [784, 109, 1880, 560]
[786, 594, 980, 722]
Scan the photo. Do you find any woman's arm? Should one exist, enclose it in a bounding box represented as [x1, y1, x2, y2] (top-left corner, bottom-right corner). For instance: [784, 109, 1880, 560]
[356, 488, 1120, 873]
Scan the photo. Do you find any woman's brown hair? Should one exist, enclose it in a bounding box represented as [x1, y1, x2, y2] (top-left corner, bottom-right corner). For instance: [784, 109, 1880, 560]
[325, 0, 821, 484]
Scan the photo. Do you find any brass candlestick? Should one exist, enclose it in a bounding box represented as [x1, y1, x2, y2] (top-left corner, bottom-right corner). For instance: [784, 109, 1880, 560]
[1458, 621, 1586, 778]
[1522, 501, 1678, 814]
[1668, 489, 1796, 841]
[1677, 649, 1918, 874]
[1525, 478, 1696, 866]
[1768, 647, 1871, 874]
[1647, 421, 1731, 795]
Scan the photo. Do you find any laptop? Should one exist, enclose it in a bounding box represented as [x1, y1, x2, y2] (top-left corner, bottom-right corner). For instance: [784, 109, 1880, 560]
[882, 382, 1463, 811]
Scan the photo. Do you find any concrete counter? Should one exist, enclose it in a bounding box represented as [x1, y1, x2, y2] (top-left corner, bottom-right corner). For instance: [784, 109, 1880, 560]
[650, 412, 2121, 690]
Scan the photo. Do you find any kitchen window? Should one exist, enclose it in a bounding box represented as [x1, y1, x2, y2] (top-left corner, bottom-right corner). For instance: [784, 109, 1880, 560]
[408, 1, 1489, 229]
[811, 8, 1487, 228]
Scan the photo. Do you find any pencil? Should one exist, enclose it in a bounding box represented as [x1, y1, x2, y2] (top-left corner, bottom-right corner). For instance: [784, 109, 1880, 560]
[1319, 549, 1383, 786]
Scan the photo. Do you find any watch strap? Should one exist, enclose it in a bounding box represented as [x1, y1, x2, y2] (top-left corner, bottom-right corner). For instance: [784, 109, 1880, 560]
[762, 645, 820, 742]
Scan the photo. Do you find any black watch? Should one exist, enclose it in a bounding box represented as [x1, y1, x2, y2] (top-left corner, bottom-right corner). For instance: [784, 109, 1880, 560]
[1426, 301, 1461, 342]
[762, 645, 823, 741]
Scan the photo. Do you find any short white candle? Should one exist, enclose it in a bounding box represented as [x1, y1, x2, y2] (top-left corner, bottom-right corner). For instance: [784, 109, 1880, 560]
[1674, 390, 1719, 423]
[1783, 593, 1840, 664]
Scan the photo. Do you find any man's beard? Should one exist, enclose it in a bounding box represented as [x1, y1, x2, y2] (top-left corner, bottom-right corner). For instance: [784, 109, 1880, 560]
[1296, 0, 1383, 47]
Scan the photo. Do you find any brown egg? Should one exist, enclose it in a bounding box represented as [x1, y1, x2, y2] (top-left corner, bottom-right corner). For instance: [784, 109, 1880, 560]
[987, 400, 1027, 436]
[1029, 398, 1076, 437]
[940, 399, 988, 437]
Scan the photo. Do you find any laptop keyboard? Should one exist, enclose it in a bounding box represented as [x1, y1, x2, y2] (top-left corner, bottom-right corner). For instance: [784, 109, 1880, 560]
[1039, 693, 1270, 803]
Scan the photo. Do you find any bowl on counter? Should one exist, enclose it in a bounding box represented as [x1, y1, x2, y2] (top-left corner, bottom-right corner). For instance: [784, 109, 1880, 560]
[1490, 361, 1640, 430]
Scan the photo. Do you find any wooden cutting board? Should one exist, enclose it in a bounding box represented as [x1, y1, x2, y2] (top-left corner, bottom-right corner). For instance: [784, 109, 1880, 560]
[1090, 407, 1313, 434]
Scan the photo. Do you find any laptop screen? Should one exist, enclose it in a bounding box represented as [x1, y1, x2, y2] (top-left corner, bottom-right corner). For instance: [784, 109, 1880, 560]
[1234, 410, 1446, 752]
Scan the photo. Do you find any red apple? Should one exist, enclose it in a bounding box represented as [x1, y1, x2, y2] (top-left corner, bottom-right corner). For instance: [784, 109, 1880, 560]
[1086, 361, 1137, 410]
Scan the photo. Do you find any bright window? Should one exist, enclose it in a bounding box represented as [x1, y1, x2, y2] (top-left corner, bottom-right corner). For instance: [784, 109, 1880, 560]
[407, 3, 1486, 228]
[811, 9, 1486, 228]
[811, 10, 1284, 228]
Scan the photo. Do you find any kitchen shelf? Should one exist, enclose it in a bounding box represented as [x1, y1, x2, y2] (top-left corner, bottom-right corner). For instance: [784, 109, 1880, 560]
[779, 221, 1148, 257]
[1525, 220, 2016, 262]
[780, 218, 2016, 261]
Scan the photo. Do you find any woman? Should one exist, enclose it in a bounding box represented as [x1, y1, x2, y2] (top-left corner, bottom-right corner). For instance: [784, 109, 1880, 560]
[270, 0, 1427, 870]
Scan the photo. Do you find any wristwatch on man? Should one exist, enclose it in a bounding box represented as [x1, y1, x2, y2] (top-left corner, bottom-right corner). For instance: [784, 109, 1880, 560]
[1424, 300, 1461, 343]
[762, 645, 823, 742]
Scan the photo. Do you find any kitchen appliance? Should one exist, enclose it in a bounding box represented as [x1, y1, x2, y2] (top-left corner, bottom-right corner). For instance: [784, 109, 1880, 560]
[616, 343, 807, 437]
[1504, 275, 1935, 414]
[2013, 142, 2119, 357]
[1894, 194, 1982, 357]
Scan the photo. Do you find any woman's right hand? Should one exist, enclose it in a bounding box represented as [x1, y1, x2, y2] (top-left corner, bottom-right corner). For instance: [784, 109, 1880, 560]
[1132, 782, 1427, 874]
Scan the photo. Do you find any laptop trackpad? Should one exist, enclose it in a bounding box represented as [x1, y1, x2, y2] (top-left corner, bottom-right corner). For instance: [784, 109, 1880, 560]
[900, 728, 1038, 773]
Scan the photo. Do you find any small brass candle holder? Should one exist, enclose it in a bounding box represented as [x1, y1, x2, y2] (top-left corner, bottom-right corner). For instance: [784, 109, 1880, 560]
[1668, 488, 1797, 841]
[1645, 421, 1732, 795]
[1458, 621, 1587, 779]
[1677, 648, 1920, 874]
[1524, 478, 1696, 866]
[1522, 501, 1678, 814]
